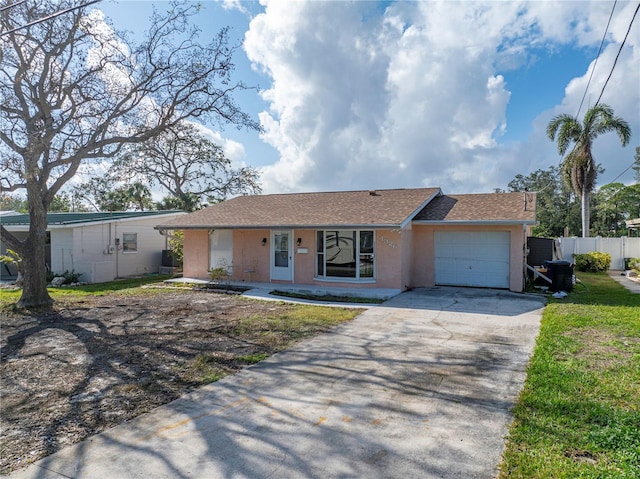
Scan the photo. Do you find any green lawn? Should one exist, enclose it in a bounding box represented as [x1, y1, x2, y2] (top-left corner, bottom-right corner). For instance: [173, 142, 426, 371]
[500, 272, 640, 478]
[0, 275, 176, 308]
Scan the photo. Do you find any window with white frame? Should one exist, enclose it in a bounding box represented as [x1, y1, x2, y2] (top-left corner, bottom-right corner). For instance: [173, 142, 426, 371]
[316, 230, 374, 280]
[122, 233, 138, 252]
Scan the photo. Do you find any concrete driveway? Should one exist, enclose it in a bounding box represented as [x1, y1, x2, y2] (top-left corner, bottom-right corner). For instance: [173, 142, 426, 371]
[7, 287, 545, 479]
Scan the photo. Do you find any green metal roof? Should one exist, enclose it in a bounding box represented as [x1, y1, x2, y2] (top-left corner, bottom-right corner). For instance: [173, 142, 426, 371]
[0, 210, 184, 226]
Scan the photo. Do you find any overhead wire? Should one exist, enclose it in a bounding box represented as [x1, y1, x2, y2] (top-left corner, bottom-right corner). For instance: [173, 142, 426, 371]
[0, 1, 26, 13]
[576, 0, 617, 118]
[594, 1, 640, 107]
[531, 2, 638, 197]
[529, 5, 614, 197]
[587, 2, 640, 192]
[0, 0, 103, 38]
[605, 160, 638, 185]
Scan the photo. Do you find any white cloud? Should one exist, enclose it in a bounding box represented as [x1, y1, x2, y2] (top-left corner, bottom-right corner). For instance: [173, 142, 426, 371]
[523, 3, 640, 186]
[191, 122, 247, 165]
[244, 0, 639, 194]
[215, 0, 250, 16]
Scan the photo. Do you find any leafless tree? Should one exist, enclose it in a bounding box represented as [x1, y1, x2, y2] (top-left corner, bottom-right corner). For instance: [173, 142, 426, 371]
[114, 122, 261, 212]
[0, 0, 259, 307]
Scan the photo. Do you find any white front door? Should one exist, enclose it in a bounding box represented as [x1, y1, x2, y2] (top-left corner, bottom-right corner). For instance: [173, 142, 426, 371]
[270, 230, 293, 281]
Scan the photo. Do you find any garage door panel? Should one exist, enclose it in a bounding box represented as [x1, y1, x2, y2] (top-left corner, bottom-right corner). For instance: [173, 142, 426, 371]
[481, 243, 507, 255]
[434, 231, 510, 289]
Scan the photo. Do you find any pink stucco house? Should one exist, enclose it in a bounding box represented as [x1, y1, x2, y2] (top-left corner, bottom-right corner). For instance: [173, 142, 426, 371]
[156, 188, 536, 293]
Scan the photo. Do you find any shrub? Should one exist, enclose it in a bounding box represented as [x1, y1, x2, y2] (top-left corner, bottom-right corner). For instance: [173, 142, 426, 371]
[628, 258, 640, 273]
[0, 248, 23, 283]
[64, 269, 83, 283]
[208, 267, 229, 282]
[168, 230, 183, 265]
[46, 267, 55, 283]
[50, 269, 84, 285]
[573, 252, 611, 273]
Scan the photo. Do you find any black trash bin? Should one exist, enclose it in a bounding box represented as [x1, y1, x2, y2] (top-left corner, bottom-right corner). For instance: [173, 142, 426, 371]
[545, 260, 574, 292]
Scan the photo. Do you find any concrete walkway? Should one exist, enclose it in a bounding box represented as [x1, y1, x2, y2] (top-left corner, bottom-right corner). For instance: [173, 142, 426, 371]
[167, 277, 401, 302]
[608, 271, 640, 293]
[6, 287, 545, 479]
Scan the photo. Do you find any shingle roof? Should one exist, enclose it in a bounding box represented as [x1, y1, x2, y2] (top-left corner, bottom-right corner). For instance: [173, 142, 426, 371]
[157, 188, 441, 229]
[413, 192, 536, 223]
[0, 210, 184, 227]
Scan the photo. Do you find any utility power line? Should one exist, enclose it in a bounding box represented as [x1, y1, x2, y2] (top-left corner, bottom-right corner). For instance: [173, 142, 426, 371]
[594, 2, 640, 107]
[608, 161, 638, 185]
[576, 0, 616, 119]
[0, 1, 26, 13]
[534, 3, 638, 196]
[0, 0, 103, 38]
[529, 5, 619, 197]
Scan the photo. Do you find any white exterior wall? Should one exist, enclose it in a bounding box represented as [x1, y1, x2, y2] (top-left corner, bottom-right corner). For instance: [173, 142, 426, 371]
[112, 218, 169, 279]
[69, 222, 115, 283]
[50, 229, 75, 275]
[48, 214, 183, 283]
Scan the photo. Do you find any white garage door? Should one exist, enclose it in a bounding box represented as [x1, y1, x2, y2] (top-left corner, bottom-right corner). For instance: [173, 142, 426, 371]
[434, 231, 510, 289]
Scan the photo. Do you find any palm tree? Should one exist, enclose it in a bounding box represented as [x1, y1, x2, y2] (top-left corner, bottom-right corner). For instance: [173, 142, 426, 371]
[125, 182, 152, 211]
[547, 104, 631, 237]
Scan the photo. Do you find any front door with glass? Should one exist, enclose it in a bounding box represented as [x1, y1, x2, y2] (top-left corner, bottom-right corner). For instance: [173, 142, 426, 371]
[270, 230, 293, 281]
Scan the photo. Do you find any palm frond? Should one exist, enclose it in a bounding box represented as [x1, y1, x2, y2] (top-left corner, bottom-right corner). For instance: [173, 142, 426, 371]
[547, 114, 582, 155]
[581, 104, 631, 145]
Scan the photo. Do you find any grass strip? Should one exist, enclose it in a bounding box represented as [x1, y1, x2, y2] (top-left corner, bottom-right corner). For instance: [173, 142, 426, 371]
[270, 290, 385, 304]
[0, 274, 173, 306]
[499, 272, 640, 479]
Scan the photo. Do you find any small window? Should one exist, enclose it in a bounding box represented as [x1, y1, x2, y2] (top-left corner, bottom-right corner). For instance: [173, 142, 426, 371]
[122, 233, 137, 252]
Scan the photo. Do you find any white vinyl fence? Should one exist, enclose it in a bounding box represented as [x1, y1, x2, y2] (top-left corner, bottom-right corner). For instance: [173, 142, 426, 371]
[557, 237, 640, 270]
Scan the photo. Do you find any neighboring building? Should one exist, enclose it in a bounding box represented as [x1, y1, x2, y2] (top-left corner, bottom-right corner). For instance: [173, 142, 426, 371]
[1, 211, 185, 283]
[156, 188, 536, 293]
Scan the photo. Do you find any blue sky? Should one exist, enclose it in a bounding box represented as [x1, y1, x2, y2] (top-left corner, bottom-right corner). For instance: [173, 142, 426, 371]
[95, 0, 639, 195]
[502, 45, 597, 142]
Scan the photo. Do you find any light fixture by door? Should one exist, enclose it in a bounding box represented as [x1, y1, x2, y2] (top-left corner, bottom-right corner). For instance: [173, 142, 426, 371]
[261, 237, 267, 246]
[296, 238, 302, 246]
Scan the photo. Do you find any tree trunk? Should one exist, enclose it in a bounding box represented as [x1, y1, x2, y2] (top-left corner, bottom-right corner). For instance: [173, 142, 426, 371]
[581, 185, 590, 238]
[17, 203, 53, 309]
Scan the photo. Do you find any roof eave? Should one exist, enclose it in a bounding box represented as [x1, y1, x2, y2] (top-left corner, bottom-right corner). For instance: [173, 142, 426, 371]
[626, 218, 640, 228]
[412, 219, 537, 226]
[45, 212, 186, 228]
[155, 223, 404, 231]
[2, 212, 186, 230]
[0, 225, 29, 231]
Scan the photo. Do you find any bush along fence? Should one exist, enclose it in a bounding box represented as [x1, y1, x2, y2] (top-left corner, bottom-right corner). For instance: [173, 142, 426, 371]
[573, 252, 611, 273]
[558, 236, 640, 270]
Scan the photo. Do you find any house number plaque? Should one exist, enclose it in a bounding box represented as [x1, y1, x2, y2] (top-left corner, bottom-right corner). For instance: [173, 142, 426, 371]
[380, 236, 397, 249]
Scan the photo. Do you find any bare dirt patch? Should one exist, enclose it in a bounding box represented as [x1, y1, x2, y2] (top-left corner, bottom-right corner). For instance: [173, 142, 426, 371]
[565, 327, 639, 371]
[0, 290, 355, 474]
